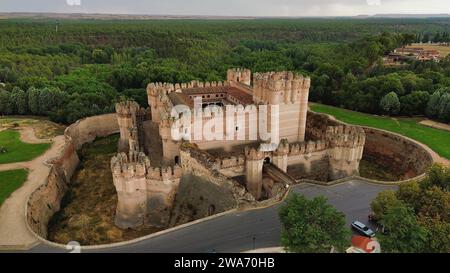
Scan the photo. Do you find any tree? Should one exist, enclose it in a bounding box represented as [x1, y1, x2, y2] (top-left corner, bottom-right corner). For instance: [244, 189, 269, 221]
[371, 190, 398, 220]
[92, 49, 109, 64]
[438, 93, 450, 122]
[380, 74, 405, 96]
[396, 181, 421, 211]
[378, 201, 428, 253]
[10, 87, 28, 114]
[0, 90, 13, 115]
[423, 163, 450, 191]
[28, 87, 41, 115]
[399, 91, 430, 116]
[379, 92, 400, 115]
[418, 216, 450, 252]
[375, 164, 450, 253]
[279, 194, 350, 253]
[426, 91, 442, 118]
[417, 186, 450, 221]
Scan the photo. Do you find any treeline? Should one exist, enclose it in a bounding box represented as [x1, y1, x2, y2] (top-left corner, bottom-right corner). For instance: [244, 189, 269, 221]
[0, 85, 114, 123]
[418, 31, 450, 43]
[0, 18, 449, 124]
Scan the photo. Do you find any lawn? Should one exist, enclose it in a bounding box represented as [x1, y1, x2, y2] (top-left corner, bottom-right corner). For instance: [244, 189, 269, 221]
[309, 103, 450, 160]
[0, 130, 51, 164]
[0, 169, 28, 205]
[0, 117, 65, 139]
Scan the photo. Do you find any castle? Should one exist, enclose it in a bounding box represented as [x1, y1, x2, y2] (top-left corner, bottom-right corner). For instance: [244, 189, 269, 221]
[111, 68, 366, 229]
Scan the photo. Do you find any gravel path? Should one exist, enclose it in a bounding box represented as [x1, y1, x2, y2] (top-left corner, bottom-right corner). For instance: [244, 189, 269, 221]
[0, 128, 65, 250]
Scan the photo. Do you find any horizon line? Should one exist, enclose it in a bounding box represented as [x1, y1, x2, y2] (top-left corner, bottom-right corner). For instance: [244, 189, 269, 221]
[1, 11, 450, 19]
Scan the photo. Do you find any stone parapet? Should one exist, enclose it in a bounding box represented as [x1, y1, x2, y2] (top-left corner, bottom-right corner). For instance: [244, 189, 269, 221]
[253, 71, 310, 105]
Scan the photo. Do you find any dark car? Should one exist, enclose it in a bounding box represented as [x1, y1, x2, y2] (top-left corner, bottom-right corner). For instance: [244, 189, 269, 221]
[351, 221, 375, 238]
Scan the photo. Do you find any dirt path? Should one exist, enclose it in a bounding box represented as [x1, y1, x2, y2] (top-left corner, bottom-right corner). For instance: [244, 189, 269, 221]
[19, 127, 52, 144]
[419, 119, 450, 132]
[0, 128, 65, 250]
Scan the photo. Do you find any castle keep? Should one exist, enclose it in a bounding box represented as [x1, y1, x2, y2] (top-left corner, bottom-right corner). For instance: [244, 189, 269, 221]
[111, 68, 366, 229]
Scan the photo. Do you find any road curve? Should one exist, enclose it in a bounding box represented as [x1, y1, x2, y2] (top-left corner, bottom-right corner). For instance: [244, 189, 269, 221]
[28, 180, 396, 253]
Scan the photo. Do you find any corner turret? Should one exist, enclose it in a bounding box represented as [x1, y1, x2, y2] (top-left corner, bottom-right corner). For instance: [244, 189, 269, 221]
[326, 125, 365, 180]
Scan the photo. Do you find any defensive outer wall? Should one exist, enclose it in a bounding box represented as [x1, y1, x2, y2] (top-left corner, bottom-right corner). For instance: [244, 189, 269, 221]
[24, 111, 434, 246]
[26, 114, 119, 239]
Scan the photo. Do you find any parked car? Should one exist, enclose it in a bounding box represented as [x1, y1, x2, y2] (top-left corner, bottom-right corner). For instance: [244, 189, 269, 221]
[351, 221, 375, 238]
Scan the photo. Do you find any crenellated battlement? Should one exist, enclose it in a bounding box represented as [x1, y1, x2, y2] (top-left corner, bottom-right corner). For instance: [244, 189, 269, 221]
[111, 150, 149, 179]
[252, 71, 310, 105]
[115, 100, 143, 117]
[244, 146, 265, 161]
[288, 140, 327, 156]
[111, 148, 181, 229]
[227, 68, 251, 85]
[147, 80, 230, 97]
[146, 165, 183, 181]
[326, 125, 365, 148]
[115, 100, 147, 152]
[111, 149, 182, 182]
[216, 155, 246, 168]
[325, 125, 365, 180]
[274, 139, 290, 156]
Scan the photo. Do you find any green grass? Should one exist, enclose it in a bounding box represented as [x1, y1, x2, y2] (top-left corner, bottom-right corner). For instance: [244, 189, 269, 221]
[0, 169, 28, 205]
[310, 103, 450, 160]
[0, 130, 51, 164]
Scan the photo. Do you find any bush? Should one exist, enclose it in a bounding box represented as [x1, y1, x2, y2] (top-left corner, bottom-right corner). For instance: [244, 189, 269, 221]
[380, 92, 400, 115]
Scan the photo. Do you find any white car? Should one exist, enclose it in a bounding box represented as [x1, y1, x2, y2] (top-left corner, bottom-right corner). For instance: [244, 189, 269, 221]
[351, 221, 375, 238]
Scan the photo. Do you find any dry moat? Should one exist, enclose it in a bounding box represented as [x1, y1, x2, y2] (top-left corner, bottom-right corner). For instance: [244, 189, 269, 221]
[48, 134, 235, 245]
[48, 134, 402, 245]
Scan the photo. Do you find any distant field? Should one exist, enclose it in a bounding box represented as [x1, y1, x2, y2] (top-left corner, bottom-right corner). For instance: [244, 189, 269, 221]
[0, 169, 28, 205]
[0, 117, 65, 139]
[310, 103, 450, 160]
[0, 130, 51, 164]
[409, 43, 450, 57]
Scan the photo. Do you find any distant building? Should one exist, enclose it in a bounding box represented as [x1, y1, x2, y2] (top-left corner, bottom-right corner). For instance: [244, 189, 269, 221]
[417, 49, 440, 61]
[391, 47, 441, 62]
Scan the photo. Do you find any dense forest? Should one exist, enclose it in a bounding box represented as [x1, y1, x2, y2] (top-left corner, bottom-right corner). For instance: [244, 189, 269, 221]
[0, 18, 449, 124]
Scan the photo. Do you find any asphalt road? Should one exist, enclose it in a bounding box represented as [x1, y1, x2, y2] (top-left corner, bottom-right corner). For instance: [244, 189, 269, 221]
[29, 180, 396, 253]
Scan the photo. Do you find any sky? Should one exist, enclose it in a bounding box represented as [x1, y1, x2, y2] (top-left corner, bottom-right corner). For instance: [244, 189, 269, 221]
[0, 0, 449, 17]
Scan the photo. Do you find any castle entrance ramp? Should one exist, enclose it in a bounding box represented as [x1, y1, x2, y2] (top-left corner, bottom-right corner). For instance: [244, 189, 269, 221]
[263, 163, 297, 186]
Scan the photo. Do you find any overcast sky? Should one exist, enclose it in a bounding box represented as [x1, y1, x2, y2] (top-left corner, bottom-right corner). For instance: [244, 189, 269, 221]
[0, 0, 449, 17]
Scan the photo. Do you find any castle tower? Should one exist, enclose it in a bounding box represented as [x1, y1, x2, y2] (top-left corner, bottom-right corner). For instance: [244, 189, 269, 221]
[145, 165, 182, 227]
[227, 68, 251, 86]
[297, 77, 310, 141]
[115, 101, 142, 153]
[111, 150, 149, 229]
[326, 125, 366, 180]
[245, 147, 265, 200]
[253, 72, 311, 142]
[111, 149, 182, 229]
[272, 139, 289, 172]
[159, 118, 181, 165]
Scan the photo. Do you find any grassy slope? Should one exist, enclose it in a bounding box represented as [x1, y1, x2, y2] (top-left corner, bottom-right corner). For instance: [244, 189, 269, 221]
[0, 130, 51, 164]
[310, 103, 450, 160]
[0, 169, 28, 205]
